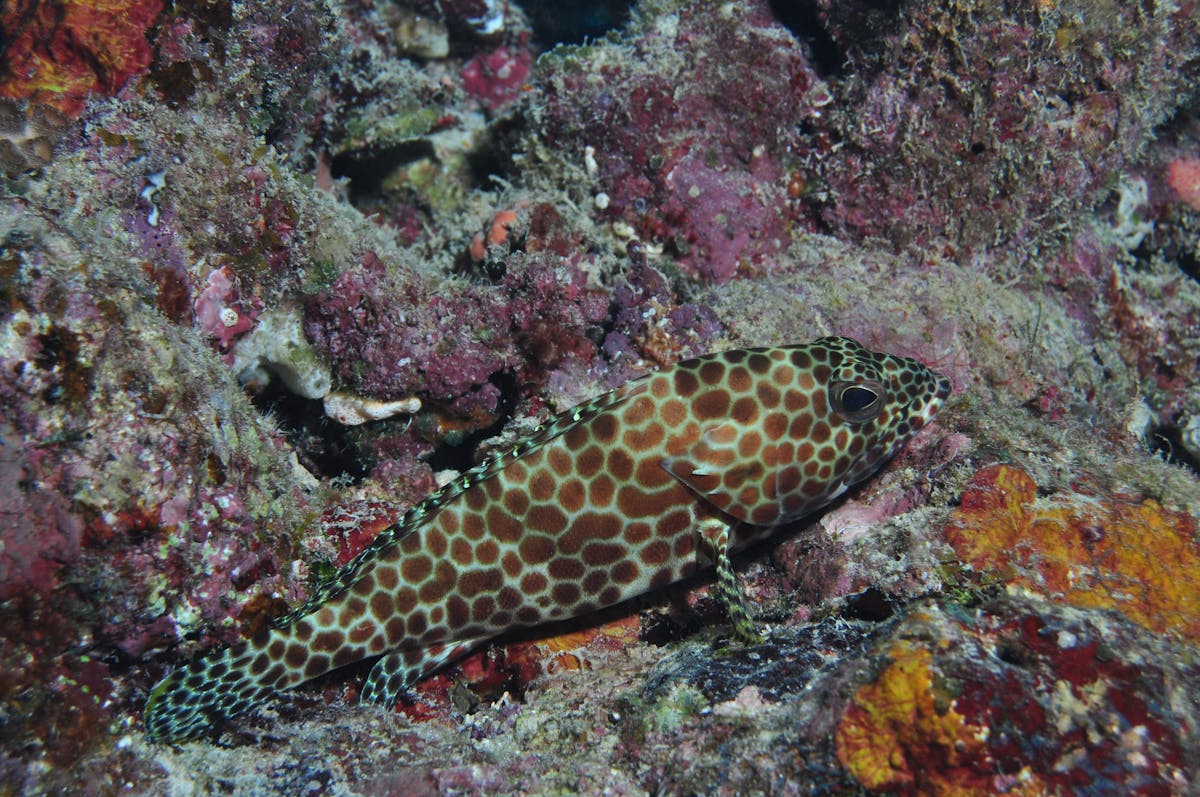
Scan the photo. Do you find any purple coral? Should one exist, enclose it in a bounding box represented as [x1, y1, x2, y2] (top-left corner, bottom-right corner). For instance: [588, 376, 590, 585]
[305, 248, 608, 418]
[604, 252, 723, 373]
[537, 0, 826, 282]
[0, 422, 83, 600]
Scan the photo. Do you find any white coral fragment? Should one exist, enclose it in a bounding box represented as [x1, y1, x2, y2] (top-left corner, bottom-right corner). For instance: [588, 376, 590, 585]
[1113, 175, 1153, 250]
[393, 9, 449, 58]
[232, 308, 332, 399]
[323, 392, 421, 426]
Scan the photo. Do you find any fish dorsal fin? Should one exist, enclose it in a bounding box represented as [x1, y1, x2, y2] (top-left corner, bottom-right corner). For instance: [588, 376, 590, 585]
[663, 421, 783, 527]
[272, 380, 644, 630]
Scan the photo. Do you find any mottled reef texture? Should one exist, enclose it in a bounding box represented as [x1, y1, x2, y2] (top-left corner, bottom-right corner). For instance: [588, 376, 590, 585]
[1, 0, 1199, 794]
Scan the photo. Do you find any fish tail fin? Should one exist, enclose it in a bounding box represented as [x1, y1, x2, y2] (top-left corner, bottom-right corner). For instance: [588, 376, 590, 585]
[144, 632, 290, 743]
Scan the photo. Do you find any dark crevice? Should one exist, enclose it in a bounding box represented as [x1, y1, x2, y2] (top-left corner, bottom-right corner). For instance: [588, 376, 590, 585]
[519, 0, 634, 49]
[464, 113, 526, 189]
[1178, 248, 1199, 284]
[330, 141, 435, 206]
[839, 586, 895, 622]
[768, 0, 846, 76]
[425, 373, 520, 474]
[425, 419, 504, 474]
[248, 380, 368, 482]
[1148, 422, 1200, 477]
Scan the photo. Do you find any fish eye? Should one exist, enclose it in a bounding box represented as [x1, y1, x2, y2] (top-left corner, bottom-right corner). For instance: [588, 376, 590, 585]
[832, 380, 884, 423]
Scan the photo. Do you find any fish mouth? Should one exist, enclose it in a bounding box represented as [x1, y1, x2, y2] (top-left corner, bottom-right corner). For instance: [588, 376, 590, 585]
[908, 371, 952, 428]
[923, 373, 953, 422]
[934, 374, 952, 401]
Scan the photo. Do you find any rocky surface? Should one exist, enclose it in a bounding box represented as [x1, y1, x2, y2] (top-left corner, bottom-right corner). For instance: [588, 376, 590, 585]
[1, 0, 1198, 793]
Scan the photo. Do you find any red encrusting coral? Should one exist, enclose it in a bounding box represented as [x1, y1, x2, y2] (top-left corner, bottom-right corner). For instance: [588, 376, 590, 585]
[317, 501, 406, 567]
[835, 603, 1193, 794]
[193, 266, 260, 350]
[1166, 156, 1200, 211]
[461, 45, 533, 111]
[0, 0, 163, 117]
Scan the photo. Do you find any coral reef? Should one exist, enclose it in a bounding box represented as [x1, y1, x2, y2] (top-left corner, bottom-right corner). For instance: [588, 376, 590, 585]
[532, 1, 828, 282]
[805, 0, 1194, 256]
[0, 0, 1199, 792]
[303, 245, 610, 417]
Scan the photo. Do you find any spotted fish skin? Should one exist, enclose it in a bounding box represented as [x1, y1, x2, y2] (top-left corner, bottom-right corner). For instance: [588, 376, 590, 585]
[145, 337, 950, 742]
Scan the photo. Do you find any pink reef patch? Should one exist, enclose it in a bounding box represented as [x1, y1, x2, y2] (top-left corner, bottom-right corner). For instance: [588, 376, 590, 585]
[663, 151, 787, 282]
[536, 0, 824, 283]
[0, 423, 83, 599]
[1166, 156, 1200, 210]
[194, 267, 258, 349]
[461, 46, 532, 111]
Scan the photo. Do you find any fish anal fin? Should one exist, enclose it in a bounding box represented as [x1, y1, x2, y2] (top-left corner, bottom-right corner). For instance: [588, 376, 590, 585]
[360, 637, 489, 707]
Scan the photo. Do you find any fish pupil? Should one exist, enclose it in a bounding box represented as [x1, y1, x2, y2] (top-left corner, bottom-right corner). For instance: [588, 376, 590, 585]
[834, 382, 882, 421]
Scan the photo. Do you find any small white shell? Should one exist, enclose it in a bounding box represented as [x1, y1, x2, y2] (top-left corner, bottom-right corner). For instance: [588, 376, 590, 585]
[1125, 400, 1155, 450]
[1180, 414, 1200, 462]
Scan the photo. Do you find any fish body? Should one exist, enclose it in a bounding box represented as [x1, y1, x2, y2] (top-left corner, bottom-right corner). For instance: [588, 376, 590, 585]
[145, 337, 950, 741]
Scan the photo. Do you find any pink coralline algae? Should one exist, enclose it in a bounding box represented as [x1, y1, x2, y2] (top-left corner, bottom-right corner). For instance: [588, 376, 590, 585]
[194, 266, 260, 350]
[304, 248, 608, 418]
[0, 421, 83, 600]
[0, 226, 315, 768]
[1167, 156, 1200, 211]
[536, 0, 826, 282]
[461, 45, 533, 111]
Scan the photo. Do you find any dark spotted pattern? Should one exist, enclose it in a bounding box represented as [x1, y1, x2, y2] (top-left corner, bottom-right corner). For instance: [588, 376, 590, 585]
[144, 337, 951, 742]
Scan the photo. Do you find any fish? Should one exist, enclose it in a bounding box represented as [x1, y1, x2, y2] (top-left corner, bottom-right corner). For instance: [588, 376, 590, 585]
[144, 336, 951, 742]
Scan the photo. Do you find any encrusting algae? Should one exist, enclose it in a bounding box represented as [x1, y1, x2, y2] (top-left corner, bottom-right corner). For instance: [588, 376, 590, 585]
[946, 463, 1200, 640]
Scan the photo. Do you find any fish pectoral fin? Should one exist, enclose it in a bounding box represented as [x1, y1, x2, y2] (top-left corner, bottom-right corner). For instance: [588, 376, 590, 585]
[663, 422, 781, 526]
[360, 637, 490, 707]
[693, 517, 762, 644]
